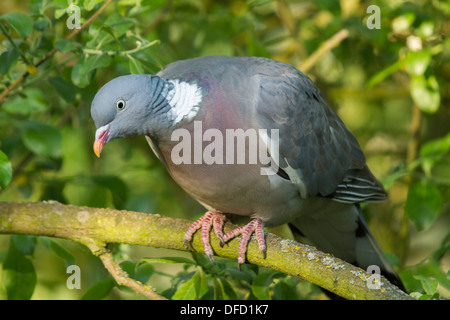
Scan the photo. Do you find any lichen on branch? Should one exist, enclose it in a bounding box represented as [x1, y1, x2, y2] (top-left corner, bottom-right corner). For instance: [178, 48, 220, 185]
[0, 201, 412, 300]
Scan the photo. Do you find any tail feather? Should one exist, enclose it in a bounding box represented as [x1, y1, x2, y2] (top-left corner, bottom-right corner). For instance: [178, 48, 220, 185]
[289, 202, 405, 292]
[353, 205, 405, 290]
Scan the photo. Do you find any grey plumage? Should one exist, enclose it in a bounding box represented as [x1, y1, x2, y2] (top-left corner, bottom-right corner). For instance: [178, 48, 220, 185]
[90, 56, 404, 291]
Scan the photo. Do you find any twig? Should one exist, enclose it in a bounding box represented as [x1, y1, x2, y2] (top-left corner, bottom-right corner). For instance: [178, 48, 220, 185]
[79, 238, 167, 300]
[0, 0, 114, 104]
[83, 40, 160, 56]
[0, 24, 33, 66]
[276, 0, 309, 60]
[300, 29, 350, 73]
[0, 201, 413, 300]
[406, 104, 422, 166]
[401, 104, 422, 265]
[277, 0, 297, 35]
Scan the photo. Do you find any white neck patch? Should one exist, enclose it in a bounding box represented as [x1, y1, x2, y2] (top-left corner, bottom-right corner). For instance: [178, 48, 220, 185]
[167, 79, 203, 124]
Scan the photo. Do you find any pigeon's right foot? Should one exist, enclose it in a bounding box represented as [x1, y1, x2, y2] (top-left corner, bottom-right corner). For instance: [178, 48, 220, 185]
[222, 218, 266, 269]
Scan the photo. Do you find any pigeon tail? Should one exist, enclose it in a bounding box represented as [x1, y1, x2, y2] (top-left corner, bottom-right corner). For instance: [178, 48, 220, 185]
[289, 203, 405, 292]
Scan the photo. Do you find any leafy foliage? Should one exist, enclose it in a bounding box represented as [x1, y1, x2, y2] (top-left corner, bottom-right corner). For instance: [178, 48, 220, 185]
[0, 0, 449, 299]
[138, 253, 320, 300]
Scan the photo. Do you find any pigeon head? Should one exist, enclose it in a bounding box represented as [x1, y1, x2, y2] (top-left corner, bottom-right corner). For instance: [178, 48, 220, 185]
[90, 74, 174, 157]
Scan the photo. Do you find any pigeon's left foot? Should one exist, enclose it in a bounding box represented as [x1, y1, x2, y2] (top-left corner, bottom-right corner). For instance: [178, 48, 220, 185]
[184, 211, 226, 263]
[222, 218, 266, 269]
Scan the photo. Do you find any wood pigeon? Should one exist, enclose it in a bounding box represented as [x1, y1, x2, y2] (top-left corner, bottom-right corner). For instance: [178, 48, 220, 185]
[90, 56, 404, 290]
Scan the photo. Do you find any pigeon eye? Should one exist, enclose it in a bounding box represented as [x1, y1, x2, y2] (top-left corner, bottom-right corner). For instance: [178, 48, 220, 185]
[116, 99, 126, 111]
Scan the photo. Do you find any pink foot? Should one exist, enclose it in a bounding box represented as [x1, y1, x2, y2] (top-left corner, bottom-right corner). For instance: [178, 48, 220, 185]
[184, 211, 226, 263]
[184, 212, 266, 268]
[222, 218, 266, 269]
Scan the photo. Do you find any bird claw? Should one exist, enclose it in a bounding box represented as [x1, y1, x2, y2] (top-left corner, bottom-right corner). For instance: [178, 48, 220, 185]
[261, 248, 267, 260]
[184, 239, 191, 250]
[218, 236, 225, 247]
[184, 211, 226, 264]
[206, 253, 216, 264]
[184, 212, 266, 269]
[222, 218, 266, 268]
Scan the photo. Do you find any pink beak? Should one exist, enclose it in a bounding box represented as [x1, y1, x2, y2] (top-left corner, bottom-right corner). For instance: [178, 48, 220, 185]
[93, 124, 110, 158]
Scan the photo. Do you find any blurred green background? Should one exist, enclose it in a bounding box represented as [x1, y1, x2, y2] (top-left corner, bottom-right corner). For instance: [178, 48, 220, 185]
[0, 0, 448, 300]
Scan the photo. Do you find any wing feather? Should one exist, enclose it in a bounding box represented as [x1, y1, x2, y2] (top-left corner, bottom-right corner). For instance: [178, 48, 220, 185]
[253, 59, 386, 202]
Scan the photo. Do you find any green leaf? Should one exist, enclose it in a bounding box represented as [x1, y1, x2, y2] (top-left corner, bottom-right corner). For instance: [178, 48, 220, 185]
[84, 0, 104, 11]
[392, 12, 415, 33]
[2, 238, 37, 300]
[91, 176, 128, 209]
[419, 133, 450, 176]
[140, 256, 195, 265]
[212, 277, 224, 300]
[193, 267, 209, 298]
[0, 48, 19, 75]
[33, 17, 50, 31]
[128, 56, 144, 74]
[71, 53, 111, 87]
[11, 235, 37, 256]
[405, 181, 443, 231]
[1, 12, 33, 39]
[420, 133, 450, 159]
[22, 121, 62, 158]
[104, 13, 135, 38]
[133, 263, 155, 284]
[99, 25, 121, 44]
[48, 76, 77, 102]
[0, 150, 12, 189]
[119, 260, 136, 275]
[191, 252, 220, 273]
[172, 267, 208, 300]
[54, 8, 67, 20]
[251, 270, 281, 300]
[49, 239, 76, 266]
[410, 75, 440, 114]
[213, 277, 237, 300]
[71, 59, 90, 87]
[273, 278, 300, 300]
[172, 277, 197, 300]
[367, 49, 432, 88]
[55, 39, 82, 53]
[366, 60, 401, 88]
[2, 88, 48, 115]
[416, 21, 434, 39]
[79, 53, 112, 75]
[409, 291, 424, 299]
[81, 277, 116, 300]
[405, 50, 431, 77]
[119, 260, 154, 286]
[413, 275, 438, 296]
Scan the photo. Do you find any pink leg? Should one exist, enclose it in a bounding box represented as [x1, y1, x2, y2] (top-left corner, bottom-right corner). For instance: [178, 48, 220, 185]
[184, 213, 208, 248]
[213, 214, 225, 245]
[222, 218, 266, 268]
[184, 211, 226, 263]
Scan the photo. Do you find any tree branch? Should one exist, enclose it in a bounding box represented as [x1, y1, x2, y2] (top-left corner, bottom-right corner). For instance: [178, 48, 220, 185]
[300, 29, 350, 73]
[0, 201, 413, 300]
[78, 237, 167, 300]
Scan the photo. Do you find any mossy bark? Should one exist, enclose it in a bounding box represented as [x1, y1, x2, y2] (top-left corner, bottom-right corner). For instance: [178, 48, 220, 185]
[0, 201, 412, 300]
